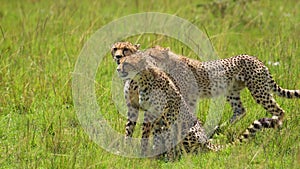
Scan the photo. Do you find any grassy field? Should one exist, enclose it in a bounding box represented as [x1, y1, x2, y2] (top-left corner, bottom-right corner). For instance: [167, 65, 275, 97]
[1, 0, 300, 168]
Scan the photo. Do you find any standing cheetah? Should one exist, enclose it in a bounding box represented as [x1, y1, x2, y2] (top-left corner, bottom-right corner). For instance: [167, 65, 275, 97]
[111, 42, 299, 141]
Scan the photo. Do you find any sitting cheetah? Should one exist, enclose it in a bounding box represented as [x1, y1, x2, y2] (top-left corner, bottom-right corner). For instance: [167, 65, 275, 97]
[116, 52, 280, 161]
[111, 42, 198, 141]
[111, 42, 299, 136]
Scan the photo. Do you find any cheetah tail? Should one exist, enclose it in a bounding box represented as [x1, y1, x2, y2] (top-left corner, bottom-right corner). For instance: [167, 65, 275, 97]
[272, 82, 300, 98]
[206, 116, 280, 151]
[204, 141, 224, 151]
[231, 116, 279, 145]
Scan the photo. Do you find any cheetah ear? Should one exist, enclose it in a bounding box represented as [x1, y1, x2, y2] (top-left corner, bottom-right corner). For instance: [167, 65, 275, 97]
[134, 44, 141, 50]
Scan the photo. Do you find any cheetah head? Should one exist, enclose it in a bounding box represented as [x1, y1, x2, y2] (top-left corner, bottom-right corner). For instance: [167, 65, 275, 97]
[116, 53, 150, 80]
[111, 41, 140, 64]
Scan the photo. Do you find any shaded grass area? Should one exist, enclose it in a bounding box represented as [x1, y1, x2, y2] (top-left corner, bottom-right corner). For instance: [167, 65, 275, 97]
[1, 0, 300, 168]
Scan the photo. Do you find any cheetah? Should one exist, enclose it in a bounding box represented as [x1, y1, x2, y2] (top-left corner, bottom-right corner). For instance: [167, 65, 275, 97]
[111, 42, 299, 131]
[116, 53, 280, 161]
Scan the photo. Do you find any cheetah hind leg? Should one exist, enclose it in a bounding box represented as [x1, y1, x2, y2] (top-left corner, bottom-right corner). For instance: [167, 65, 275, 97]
[249, 88, 285, 127]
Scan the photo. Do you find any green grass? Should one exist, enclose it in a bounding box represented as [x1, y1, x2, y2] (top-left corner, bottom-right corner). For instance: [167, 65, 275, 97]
[1, 0, 300, 168]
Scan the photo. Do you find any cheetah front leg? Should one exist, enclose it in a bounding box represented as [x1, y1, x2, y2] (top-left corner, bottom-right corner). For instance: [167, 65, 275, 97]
[125, 106, 139, 140]
[162, 127, 178, 162]
[151, 118, 167, 159]
[141, 111, 157, 156]
[227, 81, 246, 123]
[124, 80, 140, 141]
[227, 92, 246, 123]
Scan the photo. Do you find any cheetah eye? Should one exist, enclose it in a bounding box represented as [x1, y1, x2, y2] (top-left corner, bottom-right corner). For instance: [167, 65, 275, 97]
[113, 48, 117, 51]
[123, 48, 129, 52]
